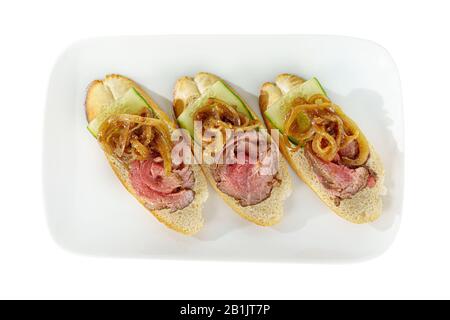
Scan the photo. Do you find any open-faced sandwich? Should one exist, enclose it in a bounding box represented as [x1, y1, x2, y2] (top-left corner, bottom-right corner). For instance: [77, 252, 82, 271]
[85, 74, 208, 235]
[259, 74, 384, 223]
[173, 72, 292, 226]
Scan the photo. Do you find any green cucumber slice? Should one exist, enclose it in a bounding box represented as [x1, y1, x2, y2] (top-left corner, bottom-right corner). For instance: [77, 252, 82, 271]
[177, 81, 252, 136]
[264, 78, 327, 134]
[88, 88, 153, 138]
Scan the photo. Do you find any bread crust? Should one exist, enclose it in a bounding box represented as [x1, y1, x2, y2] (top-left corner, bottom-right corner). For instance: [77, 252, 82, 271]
[173, 72, 292, 226]
[85, 74, 208, 235]
[259, 74, 384, 223]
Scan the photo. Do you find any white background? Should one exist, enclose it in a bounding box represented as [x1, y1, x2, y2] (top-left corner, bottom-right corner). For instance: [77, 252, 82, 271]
[0, 0, 448, 300]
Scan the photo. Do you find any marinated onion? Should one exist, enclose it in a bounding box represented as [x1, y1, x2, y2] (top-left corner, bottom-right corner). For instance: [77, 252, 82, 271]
[193, 98, 260, 143]
[97, 114, 173, 174]
[311, 124, 338, 162]
[284, 98, 369, 166]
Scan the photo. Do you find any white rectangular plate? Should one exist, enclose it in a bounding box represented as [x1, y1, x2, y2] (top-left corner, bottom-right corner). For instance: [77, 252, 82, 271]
[44, 35, 403, 262]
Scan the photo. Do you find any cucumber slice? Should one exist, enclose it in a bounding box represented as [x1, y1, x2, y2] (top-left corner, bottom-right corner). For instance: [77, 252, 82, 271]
[264, 78, 326, 134]
[177, 81, 252, 136]
[88, 88, 153, 138]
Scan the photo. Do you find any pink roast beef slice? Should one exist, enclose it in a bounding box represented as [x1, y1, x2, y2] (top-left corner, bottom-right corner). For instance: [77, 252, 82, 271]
[129, 158, 195, 212]
[305, 145, 375, 201]
[367, 175, 377, 188]
[211, 130, 279, 207]
[212, 158, 277, 207]
[338, 140, 359, 159]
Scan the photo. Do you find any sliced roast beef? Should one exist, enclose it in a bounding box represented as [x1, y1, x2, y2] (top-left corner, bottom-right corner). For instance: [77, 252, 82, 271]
[212, 155, 278, 207]
[129, 157, 195, 212]
[339, 140, 359, 159]
[367, 175, 377, 188]
[305, 145, 375, 203]
[211, 131, 279, 207]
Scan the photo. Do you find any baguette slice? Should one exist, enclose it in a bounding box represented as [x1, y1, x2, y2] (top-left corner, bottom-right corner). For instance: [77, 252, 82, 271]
[173, 72, 292, 226]
[86, 74, 208, 235]
[259, 74, 384, 223]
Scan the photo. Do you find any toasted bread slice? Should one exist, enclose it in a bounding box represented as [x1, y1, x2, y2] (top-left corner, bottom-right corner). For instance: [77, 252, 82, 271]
[173, 72, 292, 226]
[259, 74, 384, 223]
[86, 74, 208, 235]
